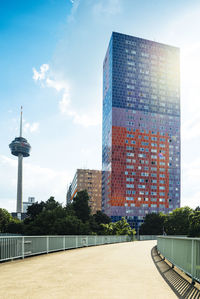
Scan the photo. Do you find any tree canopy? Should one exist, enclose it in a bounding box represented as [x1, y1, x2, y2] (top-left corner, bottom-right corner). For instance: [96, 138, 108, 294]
[139, 213, 165, 235]
[101, 217, 136, 238]
[139, 206, 200, 237]
[2, 195, 200, 238]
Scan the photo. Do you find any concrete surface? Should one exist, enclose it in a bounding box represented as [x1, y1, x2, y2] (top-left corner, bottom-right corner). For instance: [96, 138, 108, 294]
[0, 240, 176, 299]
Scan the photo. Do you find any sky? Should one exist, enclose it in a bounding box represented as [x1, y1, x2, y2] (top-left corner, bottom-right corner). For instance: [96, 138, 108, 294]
[1, 0, 200, 212]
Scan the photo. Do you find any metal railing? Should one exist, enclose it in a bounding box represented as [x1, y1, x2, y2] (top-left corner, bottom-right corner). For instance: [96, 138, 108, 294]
[0, 235, 130, 262]
[137, 235, 158, 241]
[157, 236, 200, 283]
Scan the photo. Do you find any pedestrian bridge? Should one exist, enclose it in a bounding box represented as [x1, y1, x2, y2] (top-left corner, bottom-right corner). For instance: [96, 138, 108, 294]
[0, 237, 199, 298]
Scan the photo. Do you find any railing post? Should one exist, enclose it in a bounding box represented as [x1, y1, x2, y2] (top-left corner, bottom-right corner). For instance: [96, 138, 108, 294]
[22, 236, 24, 259]
[47, 236, 49, 254]
[63, 236, 65, 250]
[191, 239, 196, 283]
[76, 236, 78, 248]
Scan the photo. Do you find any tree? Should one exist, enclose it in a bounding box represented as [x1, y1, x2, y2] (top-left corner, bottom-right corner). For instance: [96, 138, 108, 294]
[139, 213, 165, 235]
[89, 211, 111, 235]
[6, 219, 24, 234]
[164, 207, 193, 235]
[26, 201, 45, 221]
[0, 208, 13, 233]
[188, 211, 200, 237]
[101, 217, 136, 237]
[72, 190, 91, 223]
[93, 211, 111, 225]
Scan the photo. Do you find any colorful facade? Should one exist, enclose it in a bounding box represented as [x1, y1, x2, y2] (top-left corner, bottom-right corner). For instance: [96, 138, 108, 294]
[67, 169, 102, 214]
[102, 32, 180, 230]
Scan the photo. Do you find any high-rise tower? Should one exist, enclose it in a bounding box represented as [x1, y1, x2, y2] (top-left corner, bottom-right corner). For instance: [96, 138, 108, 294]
[102, 32, 180, 231]
[9, 107, 31, 219]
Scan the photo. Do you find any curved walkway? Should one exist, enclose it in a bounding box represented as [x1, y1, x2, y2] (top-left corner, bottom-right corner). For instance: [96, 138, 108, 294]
[0, 240, 176, 299]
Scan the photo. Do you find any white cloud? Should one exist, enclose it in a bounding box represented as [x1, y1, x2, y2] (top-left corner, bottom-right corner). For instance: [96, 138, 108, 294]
[24, 121, 40, 133]
[33, 64, 101, 127]
[33, 64, 49, 81]
[0, 155, 70, 211]
[182, 115, 200, 141]
[67, 0, 81, 22]
[92, 0, 121, 16]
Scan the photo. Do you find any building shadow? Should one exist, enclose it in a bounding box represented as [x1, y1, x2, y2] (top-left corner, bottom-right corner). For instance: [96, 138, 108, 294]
[151, 246, 200, 299]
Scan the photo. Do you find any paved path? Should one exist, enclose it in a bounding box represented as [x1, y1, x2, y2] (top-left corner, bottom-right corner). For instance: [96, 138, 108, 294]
[0, 240, 176, 299]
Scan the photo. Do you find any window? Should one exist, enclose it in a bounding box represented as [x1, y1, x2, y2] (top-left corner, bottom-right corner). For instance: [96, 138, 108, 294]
[127, 153, 134, 157]
[160, 180, 165, 184]
[126, 184, 134, 188]
[151, 198, 157, 202]
[151, 204, 157, 207]
[151, 137, 157, 141]
[138, 153, 146, 158]
[151, 173, 157, 177]
[126, 165, 134, 169]
[160, 174, 165, 178]
[126, 197, 133, 200]
[138, 185, 145, 189]
[151, 155, 157, 159]
[151, 149, 157, 153]
[126, 178, 134, 182]
[159, 186, 165, 190]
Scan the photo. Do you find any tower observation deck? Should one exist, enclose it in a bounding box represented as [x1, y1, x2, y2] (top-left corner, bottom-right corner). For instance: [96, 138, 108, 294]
[9, 107, 31, 217]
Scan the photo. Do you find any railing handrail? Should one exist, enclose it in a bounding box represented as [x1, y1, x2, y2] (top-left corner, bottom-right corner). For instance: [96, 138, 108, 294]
[157, 236, 200, 283]
[157, 236, 200, 241]
[0, 234, 132, 240]
[0, 235, 132, 263]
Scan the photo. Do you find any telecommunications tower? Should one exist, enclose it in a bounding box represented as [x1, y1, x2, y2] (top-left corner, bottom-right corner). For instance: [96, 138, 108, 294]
[9, 107, 31, 219]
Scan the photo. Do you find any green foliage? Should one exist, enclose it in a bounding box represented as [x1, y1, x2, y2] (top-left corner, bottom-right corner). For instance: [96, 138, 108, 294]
[139, 207, 196, 236]
[101, 217, 136, 237]
[139, 213, 165, 235]
[71, 190, 91, 222]
[26, 201, 45, 221]
[0, 208, 24, 234]
[164, 207, 193, 235]
[0, 208, 13, 233]
[22, 192, 112, 236]
[89, 210, 111, 235]
[188, 211, 200, 237]
[93, 210, 111, 225]
[6, 219, 24, 234]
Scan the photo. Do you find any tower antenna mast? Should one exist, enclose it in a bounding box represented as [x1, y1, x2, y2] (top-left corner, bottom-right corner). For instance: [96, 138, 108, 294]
[9, 107, 31, 219]
[20, 106, 23, 137]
